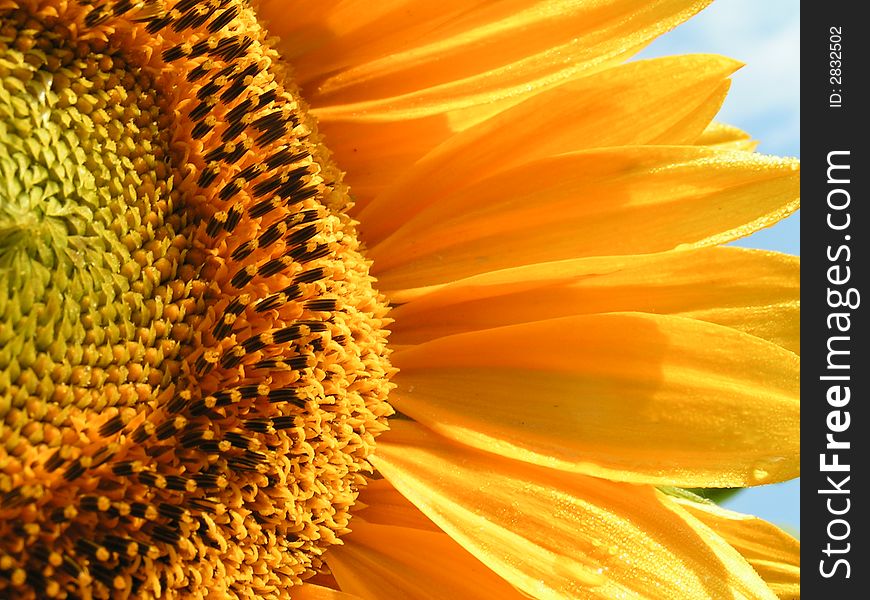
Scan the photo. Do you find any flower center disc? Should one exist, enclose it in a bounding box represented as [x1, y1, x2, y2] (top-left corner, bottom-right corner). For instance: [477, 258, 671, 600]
[0, 2, 393, 598]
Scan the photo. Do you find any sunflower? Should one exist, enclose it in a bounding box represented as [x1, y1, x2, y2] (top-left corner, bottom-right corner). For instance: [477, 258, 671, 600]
[0, 0, 800, 598]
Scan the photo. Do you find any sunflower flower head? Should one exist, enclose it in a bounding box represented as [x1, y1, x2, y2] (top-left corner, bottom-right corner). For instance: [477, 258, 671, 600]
[1, 1, 392, 596]
[2, 0, 799, 599]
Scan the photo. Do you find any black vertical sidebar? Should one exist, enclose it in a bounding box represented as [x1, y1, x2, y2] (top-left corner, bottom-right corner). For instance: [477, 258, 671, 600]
[802, 3, 867, 597]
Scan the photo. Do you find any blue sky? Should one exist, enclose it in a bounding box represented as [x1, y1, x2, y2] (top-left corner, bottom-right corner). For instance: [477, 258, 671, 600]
[638, 0, 800, 532]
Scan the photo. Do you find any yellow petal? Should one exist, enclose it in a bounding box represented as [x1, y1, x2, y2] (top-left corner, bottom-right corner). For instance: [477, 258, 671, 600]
[310, 115, 454, 213]
[368, 146, 799, 290]
[358, 55, 739, 243]
[391, 312, 799, 487]
[260, 1, 463, 76]
[389, 246, 799, 354]
[675, 499, 801, 599]
[327, 519, 528, 600]
[265, 1, 712, 105]
[699, 122, 759, 151]
[354, 478, 441, 532]
[290, 583, 363, 600]
[372, 420, 777, 600]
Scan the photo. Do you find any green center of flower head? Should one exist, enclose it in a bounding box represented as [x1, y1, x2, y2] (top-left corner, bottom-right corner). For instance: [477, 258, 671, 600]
[1, 17, 177, 409]
[0, 3, 393, 598]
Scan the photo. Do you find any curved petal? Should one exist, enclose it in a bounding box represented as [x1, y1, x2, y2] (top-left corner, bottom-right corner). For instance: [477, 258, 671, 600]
[327, 519, 528, 600]
[357, 55, 739, 243]
[311, 115, 454, 213]
[698, 122, 759, 151]
[271, 0, 719, 209]
[674, 499, 801, 599]
[390, 312, 799, 487]
[354, 478, 441, 532]
[264, 1, 712, 105]
[388, 246, 799, 354]
[368, 146, 799, 289]
[260, 1, 466, 80]
[372, 420, 777, 600]
[291, 584, 364, 600]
